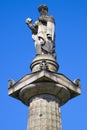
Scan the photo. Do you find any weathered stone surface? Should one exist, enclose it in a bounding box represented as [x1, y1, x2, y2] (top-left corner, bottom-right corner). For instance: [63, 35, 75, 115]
[27, 94, 62, 130]
[19, 82, 70, 106]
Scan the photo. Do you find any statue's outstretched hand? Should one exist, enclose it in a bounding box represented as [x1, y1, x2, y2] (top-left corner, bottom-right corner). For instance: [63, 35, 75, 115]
[26, 18, 32, 25]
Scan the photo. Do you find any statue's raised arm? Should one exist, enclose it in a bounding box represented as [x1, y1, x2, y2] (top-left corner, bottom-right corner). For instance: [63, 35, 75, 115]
[26, 5, 56, 59]
[26, 18, 37, 34]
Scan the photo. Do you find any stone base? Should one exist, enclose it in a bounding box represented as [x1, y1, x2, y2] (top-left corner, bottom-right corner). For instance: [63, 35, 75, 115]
[30, 54, 59, 72]
[27, 94, 62, 130]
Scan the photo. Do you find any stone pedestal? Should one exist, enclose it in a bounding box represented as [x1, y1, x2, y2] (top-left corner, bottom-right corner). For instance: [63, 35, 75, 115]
[27, 94, 62, 130]
[30, 54, 59, 72]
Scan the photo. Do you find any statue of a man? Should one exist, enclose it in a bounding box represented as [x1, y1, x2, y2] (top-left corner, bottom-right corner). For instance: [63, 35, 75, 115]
[26, 5, 56, 58]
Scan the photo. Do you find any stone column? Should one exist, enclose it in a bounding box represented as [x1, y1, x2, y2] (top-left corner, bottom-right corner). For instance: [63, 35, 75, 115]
[27, 94, 62, 130]
[8, 70, 81, 130]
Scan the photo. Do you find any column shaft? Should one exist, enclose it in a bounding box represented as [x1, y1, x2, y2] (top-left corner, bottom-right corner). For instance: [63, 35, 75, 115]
[27, 94, 62, 130]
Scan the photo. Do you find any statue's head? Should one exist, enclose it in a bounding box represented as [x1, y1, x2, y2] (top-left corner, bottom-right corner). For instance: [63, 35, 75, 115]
[38, 4, 48, 15]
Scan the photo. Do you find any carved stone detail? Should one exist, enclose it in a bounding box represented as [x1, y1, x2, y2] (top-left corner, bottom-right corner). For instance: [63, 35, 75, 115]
[39, 60, 48, 70]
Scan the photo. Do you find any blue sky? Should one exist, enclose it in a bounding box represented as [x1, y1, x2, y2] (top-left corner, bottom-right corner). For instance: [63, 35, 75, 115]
[0, 0, 87, 130]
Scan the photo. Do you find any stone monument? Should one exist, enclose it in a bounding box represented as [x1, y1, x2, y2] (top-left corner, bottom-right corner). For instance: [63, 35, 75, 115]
[8, 5, 81, 130]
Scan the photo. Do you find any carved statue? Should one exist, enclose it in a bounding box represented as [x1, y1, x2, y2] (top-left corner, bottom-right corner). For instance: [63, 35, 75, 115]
[8, 79, 15, 88]
[26, 5, 56, 58]
[73, 78, 81, 87]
